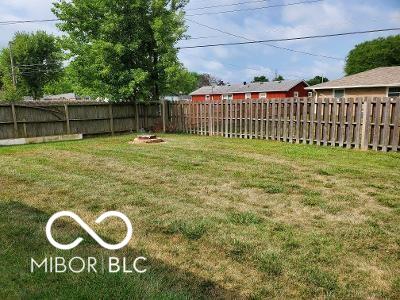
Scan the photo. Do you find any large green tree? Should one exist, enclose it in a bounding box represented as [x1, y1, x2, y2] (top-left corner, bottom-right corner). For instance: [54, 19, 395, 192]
[345, 35, 400, 75]
[0, 31, 63, 100]
[52, 0, 188, 101]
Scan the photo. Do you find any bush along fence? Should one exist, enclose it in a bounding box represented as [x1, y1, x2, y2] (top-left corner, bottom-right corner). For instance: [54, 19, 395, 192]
[165, 97, 400, 152]
[0, 101, 162, 140]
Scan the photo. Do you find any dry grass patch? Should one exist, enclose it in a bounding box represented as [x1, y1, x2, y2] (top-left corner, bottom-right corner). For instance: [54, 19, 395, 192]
[0, 134, 399, 299]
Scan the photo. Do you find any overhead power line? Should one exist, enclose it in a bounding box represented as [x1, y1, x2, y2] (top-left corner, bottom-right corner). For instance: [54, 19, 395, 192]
[0, 19, 59, 25]
[185, 18, 344, 60]
[179, 27, 400, 49]
[187, 0, 271, 11]
[16, 62, 60, 67]
[186, 0, 323, 17]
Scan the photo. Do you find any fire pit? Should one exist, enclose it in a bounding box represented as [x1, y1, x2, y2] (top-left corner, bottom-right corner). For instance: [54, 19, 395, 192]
[129, 135, 164, 144]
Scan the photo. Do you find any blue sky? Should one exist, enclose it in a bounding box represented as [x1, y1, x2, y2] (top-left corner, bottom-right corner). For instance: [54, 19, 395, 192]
[1, 0, 399, 83]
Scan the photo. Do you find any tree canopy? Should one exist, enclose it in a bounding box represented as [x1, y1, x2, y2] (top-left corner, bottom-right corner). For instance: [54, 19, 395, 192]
[273, 75, 285, 82]
[306, 76, 329, 86]
[252, 76, 269, 83]
[0, 31, 63, 100]
[345, 35, 400, 75]
[52, 0, 189, 101]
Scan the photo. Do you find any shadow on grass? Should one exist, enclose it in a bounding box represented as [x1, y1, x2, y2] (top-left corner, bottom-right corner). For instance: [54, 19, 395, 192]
[0, 201, 238, 299]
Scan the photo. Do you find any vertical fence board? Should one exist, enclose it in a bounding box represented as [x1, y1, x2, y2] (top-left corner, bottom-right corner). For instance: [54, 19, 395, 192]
[294, 99, 300, 144]
[309, 98, 316, 144]
[346, 99, 354, 149]
[323, 98, 330, 146]
[316, 98, 322, 145]
[271, 101, 276, 140]
[302, 98, 308, 144]
[391, 98, 400, 152]
[354, 98, 362, 149]
[372, 98, 381, 151]
[283, 99, 288, 142]
[255, 100, 259, 139]
[338, 98, 346, 147]
[381, 98, 391, 152]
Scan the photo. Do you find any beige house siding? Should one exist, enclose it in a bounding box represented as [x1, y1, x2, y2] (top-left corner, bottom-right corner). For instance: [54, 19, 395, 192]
[314, 87, 388, 98]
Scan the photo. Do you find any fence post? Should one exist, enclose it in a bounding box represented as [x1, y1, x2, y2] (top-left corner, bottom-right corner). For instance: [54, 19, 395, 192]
[225, 100, 229, 138]
[109, 104, 114, 136]
[11, 104, 18, 138]
[392, 98, 400, 152]
[64, 104, 71, 135]
[361, 98, 371, 150]
[208, 101, 213, 136]
[135, 102, 140, 132]
[162, 100, 167, 133]
[381, 98, 391, 152]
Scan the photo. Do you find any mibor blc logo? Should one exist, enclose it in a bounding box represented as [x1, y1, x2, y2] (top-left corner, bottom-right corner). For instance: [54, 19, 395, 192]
[46, 211, 133, 250]
[30, 211, 147, 274]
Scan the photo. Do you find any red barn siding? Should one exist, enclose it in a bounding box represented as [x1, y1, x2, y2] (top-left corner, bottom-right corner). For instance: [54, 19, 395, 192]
[287, 82, 309, 97]
[233, 93, 245, 100]
[267, 92, 287, 99]
[192, 95, 205, 102]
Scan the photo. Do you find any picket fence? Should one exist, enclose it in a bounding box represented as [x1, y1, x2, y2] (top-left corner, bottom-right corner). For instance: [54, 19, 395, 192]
[165, 97, 400, 152]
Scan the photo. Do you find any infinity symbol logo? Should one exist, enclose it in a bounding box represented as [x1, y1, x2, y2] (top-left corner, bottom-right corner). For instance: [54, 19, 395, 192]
[46, 211, 133, 250]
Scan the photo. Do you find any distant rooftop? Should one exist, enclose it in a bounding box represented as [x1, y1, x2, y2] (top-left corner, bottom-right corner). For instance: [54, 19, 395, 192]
[190, 80, 306, 95]
[306, 67, 400, 90]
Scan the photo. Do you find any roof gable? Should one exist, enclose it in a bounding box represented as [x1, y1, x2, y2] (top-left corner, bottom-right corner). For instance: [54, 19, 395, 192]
[306, 67, 400, 90]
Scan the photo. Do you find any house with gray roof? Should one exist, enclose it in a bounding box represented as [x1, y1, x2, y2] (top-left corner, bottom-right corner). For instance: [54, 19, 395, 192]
[306, 66, 400, 98]
[190, 80, 309, 101]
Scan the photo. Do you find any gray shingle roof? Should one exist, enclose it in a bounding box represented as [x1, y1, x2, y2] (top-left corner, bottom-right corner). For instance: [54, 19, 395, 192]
[306, 67, 400, 90]
[190, 80, 305, 95]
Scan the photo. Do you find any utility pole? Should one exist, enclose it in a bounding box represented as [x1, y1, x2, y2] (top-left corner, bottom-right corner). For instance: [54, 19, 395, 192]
[9, 42, 17, 87]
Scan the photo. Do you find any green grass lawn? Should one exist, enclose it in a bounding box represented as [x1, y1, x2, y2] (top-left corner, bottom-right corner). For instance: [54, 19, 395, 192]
[0, 134, 399, 299]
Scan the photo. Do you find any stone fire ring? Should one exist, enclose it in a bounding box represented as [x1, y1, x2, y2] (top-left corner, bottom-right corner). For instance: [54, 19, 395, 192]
[129, 135, 165, 144]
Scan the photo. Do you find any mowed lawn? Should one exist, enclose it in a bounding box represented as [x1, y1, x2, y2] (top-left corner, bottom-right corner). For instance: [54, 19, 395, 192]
[0, 134, 399, 299]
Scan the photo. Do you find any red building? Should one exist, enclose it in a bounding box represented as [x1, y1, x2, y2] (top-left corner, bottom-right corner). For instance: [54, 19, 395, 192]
[190, 80, 310, 102]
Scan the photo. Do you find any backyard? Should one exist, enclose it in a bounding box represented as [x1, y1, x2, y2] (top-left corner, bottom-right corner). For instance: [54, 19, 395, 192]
[0, 134, 399, 299]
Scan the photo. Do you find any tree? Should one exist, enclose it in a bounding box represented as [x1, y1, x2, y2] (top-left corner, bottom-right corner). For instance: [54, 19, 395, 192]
[252, 76, 269, 83]
[307, 76, 329, 86]
[43, 65, 74, 95]
[273, 75, 285, 82]
[194, 73, 221, 88]
[345, 35, 400, 75]
[52, 0, 189, 101]
[0, 31, 63, 100]
[164, 67, 198, 95]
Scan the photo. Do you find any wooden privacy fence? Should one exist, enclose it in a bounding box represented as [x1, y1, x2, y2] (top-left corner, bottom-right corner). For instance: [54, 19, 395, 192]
[1, 98, 399, 152]
[166, 97, 400, 152]
[0, 101, 162, 140]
